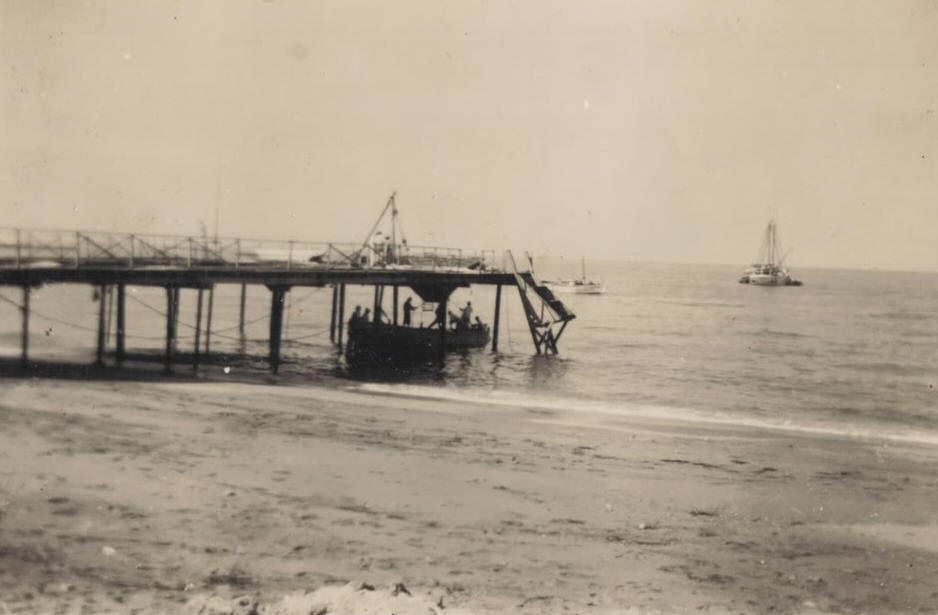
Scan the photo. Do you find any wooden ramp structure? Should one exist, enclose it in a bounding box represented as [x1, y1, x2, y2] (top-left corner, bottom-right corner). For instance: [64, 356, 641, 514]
[507, 254, 576, 355]
[0, 227, 576, 373]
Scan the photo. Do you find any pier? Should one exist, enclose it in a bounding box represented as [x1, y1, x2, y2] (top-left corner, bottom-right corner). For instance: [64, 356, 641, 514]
[0, 227, 575, 373]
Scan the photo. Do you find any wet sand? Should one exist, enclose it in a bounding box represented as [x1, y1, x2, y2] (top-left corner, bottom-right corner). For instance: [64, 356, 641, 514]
[1, 377, 938, 614]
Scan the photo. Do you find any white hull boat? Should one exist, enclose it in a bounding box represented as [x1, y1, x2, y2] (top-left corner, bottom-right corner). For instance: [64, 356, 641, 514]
[739, 221, 802, 287]
[543, 259, 605, 295]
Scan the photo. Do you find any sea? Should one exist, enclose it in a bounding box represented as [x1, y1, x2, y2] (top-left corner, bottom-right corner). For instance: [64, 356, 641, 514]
[2, 260, 937, 444]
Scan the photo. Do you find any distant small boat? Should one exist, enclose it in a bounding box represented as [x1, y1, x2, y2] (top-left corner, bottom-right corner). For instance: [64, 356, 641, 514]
[543, 258, 606, 295]
[739, 220, 802, 286]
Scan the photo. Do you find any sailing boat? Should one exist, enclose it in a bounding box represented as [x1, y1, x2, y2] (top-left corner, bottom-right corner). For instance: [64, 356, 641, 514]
[739, 220, 802, 286]
[544, 258, 606, 295]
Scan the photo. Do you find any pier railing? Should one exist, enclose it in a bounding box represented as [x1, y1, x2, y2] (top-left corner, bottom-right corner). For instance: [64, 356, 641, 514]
[0, 228, 498, 273]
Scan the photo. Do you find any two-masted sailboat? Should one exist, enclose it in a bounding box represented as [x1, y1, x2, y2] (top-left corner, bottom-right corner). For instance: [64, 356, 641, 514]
[738, 220, 802, 286]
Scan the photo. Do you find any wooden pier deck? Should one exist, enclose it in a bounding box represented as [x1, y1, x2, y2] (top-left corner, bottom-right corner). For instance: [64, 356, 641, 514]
[0, 228, 574, 372]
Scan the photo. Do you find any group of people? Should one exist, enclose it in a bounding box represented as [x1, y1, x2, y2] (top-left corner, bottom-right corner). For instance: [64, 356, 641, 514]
[430, 300, 478, 331]
[348, 297, 480, 331]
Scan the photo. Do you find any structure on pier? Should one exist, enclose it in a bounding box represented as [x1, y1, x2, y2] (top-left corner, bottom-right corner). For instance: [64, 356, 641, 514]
[0, 203, 576, 373]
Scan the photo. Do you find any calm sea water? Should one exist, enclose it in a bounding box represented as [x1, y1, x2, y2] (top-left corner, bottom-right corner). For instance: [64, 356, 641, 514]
[2, 261, 937, 442]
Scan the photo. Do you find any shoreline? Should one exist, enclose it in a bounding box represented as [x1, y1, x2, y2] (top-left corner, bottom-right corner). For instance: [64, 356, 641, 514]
[2, 377, 938, 614]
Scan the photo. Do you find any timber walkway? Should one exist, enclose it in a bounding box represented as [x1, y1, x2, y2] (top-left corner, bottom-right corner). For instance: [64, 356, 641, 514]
[0, 228, 575, 372]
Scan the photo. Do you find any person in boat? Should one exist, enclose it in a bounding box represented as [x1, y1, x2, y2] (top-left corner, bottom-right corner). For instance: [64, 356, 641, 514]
[458, 301, 473, 330]
[474, 316, 484, 330]
[448, 311, 460, 330]
[362, 308, 371, 324]
[349, 305, 362, 327]
[428, 302, 446, 329]
[402, 297, 416, 326]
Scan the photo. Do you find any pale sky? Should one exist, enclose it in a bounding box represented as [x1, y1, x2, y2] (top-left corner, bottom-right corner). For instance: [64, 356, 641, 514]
[2, 1, 937, 270]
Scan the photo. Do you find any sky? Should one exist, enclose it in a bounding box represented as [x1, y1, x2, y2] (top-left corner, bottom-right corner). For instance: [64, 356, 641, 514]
[2, 1, 937, 271]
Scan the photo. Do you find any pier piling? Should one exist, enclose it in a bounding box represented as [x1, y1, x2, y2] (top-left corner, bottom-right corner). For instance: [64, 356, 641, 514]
[238, 283, 247, 344]
[439, 295, 447, 359]
[492, 284, 502, 352]
[193, 288, 204, 372]
[20, 285, 30, 369]
[268, 287, 287, 373]
[393, 285, 399, 325]
[164, 286, 177, 374]
[172, 286, 180, 353]
[105, 285, 114, 351]
[205, 286, 214, 355]
[116, 284, 126, 365]
[329, 285, 338, 342]
[337, 284, 345, 349]
[95, 284, 107, 366]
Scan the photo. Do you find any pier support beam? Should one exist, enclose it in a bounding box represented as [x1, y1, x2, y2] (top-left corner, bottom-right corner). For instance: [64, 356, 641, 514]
[439, 295, 447, 360]
[205, 286, 214, 355]
[172, 285, 180, 351]
[268, 286, 288, 374]
[492, 284, 502, 352]
[337, 284, 345, 350]
[373, 285, 382, 323]
[238, 283, 247, 347]
[20, 286, 30, 369]
[393, 285, 399, 325]
[95, 284, 107, 366]
[329, 285, 338, 342]
[193, 288, 204, 372]
[105, 285, 114, 351]
[164, 286, 177, 374]
[116, 284, 126, 365]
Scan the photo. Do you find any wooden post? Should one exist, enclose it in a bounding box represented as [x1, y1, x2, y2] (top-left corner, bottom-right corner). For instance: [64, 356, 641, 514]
[373, 285, 381, 323]
[329, 285, 338, 342]
[393, 285, 399, 325]
[205, 285, 214, 355]
[193, 288, 204, 372]
[116, 284, 126, 365]
[20, 286, 30, 368]
[439, 295, 448, 358]
[192, 288, 204, 372]
[238, 283, 247, 342]
[337, 283, 345, 349]
[105, 284, 115, 350]
[164, 286, 176, 374]
[492, 284, 502, 352]
[95, 284, 107, 366]
[269, 287, 286, 373]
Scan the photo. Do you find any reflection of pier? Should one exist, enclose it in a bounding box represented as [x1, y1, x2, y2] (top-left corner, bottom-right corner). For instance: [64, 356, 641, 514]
[0, 228, 575, 372]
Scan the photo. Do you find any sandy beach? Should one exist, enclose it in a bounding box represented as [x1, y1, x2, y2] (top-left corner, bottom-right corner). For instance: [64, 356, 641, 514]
[1, 375, 938, 614]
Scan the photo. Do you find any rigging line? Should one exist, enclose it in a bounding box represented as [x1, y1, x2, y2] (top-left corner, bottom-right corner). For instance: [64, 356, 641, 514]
[125, 292, 198, 332]
[210, 313, 270, 333]
[0, 291, 22, 310]
[0, 291, 101, 333]
[285, 327, 330, 342]
[289, 287, 323, 305]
